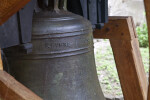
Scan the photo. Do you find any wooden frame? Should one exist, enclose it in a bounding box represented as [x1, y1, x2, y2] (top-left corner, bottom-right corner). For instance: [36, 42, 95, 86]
[0, 0, 30, 25]
[143, 1, 150, 100]
[94, 16, 148, 100]
[0, 71, 43, 100]
[0, 50, 42, 100]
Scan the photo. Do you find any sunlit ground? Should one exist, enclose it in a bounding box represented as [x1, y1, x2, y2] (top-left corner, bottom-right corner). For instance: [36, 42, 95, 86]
[94, 39, 149, 97]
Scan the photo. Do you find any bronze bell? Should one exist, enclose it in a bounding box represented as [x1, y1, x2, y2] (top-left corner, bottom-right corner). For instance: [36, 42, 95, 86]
[3, 0, 105, 100]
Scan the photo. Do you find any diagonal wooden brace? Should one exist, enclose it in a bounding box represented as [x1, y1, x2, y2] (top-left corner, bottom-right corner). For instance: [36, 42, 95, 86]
[0, 50, 42, 100]
[143, 1, 150, 100]
[0, 71, 43, 100]
[94, 16, 148, 100]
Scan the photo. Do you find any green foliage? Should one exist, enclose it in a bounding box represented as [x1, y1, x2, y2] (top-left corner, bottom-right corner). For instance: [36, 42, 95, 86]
[140, 48, 149, 73]
[136, 24, 149, 47]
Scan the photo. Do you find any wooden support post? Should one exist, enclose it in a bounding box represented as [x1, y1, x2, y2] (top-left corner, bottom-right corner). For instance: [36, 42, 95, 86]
[94, 17, 148, 100]
[143, 1, 150, 100]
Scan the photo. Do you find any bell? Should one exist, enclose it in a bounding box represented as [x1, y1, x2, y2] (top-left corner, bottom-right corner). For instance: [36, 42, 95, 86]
[3, 0, 105, 100]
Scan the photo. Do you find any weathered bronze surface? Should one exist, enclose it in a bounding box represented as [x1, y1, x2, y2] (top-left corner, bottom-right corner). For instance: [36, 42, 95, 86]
[4, 0, 105, 100]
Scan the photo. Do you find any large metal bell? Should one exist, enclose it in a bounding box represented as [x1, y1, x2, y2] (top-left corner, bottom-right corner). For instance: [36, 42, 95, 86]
[3, 0, 105, 100]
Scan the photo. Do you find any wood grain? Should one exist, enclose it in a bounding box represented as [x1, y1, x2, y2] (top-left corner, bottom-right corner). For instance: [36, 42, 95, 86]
[93, 16, 136, 40]
[94, 17, 148, 100]
[0, 50, 42, 100]
[143, 1, 150, 100]
[0, 70, 43, 100]
[0, 0, 30, 25]
[0, 50, 3, 70]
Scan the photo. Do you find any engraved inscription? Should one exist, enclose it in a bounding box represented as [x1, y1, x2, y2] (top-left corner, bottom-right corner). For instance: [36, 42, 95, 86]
[45, 42, 71, 48]
[44, 35, 93, 50]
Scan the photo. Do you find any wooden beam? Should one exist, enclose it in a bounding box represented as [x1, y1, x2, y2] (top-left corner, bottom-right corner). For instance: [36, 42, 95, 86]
[0, 71, 43, 100]
[143, 1, 150, 100]
[93, 16, 137, 40]
[0, 0, 30, 25]
[93, 17, 148, 100]
[0, 49, 42, 100]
